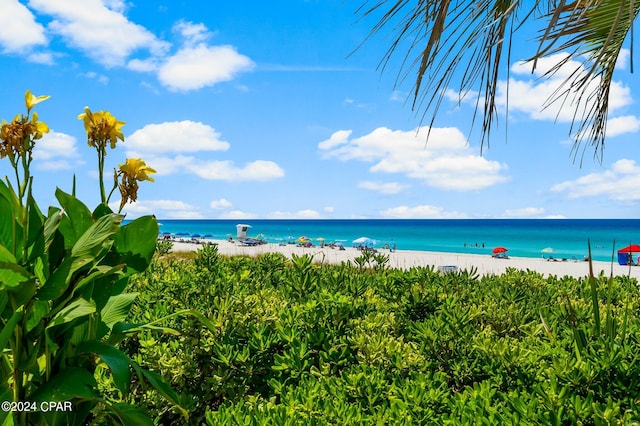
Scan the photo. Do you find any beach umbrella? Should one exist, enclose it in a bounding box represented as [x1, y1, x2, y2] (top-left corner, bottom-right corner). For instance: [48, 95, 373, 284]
[541, 247, 555, 253]
[618, 244, 640, 253]
[492, 247, 508, 254]
[191, 234, 201, 238]
[352, 237, 377, 247]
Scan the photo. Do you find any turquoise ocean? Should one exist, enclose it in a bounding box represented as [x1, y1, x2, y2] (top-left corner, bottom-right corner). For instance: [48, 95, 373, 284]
[156, 219, 640, 262]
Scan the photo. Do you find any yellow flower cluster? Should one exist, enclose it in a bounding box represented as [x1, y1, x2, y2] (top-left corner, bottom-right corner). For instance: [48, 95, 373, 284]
[78, 107, 125, 151]
[118, 158, 156, 208]
[0, 90, 50, 161]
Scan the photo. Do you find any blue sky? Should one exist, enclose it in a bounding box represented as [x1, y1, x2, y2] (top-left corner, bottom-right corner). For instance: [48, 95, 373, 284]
[1, 0, 639, 219]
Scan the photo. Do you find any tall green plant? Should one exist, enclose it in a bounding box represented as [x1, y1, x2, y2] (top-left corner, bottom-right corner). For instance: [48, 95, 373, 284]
[0, 91, 183, 425]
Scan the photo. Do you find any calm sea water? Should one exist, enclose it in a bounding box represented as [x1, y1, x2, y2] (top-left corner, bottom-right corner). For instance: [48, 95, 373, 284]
[155, 219, 640, 262]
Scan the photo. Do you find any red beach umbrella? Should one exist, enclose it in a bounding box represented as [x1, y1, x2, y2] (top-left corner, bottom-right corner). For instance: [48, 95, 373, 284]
[492, 247, 508, 254]
[618, 244, 640, 253]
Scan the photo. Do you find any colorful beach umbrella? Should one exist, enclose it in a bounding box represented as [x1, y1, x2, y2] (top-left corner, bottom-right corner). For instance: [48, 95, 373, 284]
[618, 244, 640, 253]
[541, 247, 555, 253]
[352, 237, 377, 246]
[492, 247, 508, 254]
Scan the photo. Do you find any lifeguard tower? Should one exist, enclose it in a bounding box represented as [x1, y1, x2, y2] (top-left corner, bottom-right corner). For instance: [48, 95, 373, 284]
[236, 224, 251, 240]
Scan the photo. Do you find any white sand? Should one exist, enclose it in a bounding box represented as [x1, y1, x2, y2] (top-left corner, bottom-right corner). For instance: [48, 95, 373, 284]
[167, 239, 640, 280]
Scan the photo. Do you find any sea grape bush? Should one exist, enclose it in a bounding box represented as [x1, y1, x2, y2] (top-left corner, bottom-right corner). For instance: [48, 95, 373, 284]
[124, 246, 640, 424]
[0, 91, 184, 425]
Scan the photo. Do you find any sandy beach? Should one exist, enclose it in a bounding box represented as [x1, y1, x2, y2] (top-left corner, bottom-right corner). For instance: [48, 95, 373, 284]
[168, 239, 640, 280]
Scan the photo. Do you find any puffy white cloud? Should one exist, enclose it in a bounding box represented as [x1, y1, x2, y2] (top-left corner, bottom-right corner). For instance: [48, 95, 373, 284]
[32, 131, 83, 170]
[193, 160, 284, 182]
[158, 44, 254, 91]
[125, 122, 285, 182]
[117, 199, 203, 218]
[379, 205, 468, 219]
[551, 159, 640, 202]
[0, 0, 47, 52]
[268, 210, 322, 219]
[319, 126, 508, 191]
[218, 210, 257, 219]
[173, 20, 211, 46]
[358, 181, 408, 194]
[502, 207, 546, 218]
[29, 0, 169, 67]
[127, 121, 230, 153]
[606, 115, 640, 137]
[500, 53, 633, 127]
[210, 198, 232, 209]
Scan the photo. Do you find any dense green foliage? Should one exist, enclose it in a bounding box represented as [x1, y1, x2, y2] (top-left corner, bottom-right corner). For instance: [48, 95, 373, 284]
[125, 246, 640, 425]
[0, 91, 183, 425]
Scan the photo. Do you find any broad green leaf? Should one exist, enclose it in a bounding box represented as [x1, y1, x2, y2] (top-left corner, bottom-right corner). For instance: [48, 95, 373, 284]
[26, 194, 45, 262]
[0, 307, 23, 351]
[77, 340, 132, 394]
[101, 292, 138, 330]
[0, 181, 22, 257]
[26, 300, 50, 332]
[43, 207, 64, 250]
[37, 257, 72, 300]
[46, 298, 95, 329]
[108, 403, 154, 426]
[29, 367, 98, 402]
[0, 245, 16, 263]
[112, 215, 158, 274]
[75, 265, 124, 295]
[92, 203, 114, 220]
[0, 261, 34, 288]
[55, 188, 94, 248]
[70, 214, 123, 271]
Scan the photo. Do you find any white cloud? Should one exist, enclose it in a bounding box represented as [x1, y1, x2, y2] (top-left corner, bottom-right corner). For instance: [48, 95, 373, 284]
[127, 121, 230, 153]
[319, 126, 508, 191]
[193, 160, 285, 182]
[27, 52, 54, 64]
[218, 210, 257, 219]
[29, 0, 169, 67]
[551, 159, 640, 202]
[158, 44, 254, 91]
[210, 198, 232, 209]
[379, 205, 468, 219]
[117, 199, 203, 218]
[501, 53, 633, 127]
[32, 131, 83, 170]
[0, 0, 47, 52]
[126, 153, 284, 182]
[358, 181, 409, 194]
[173, 20, 211, 46]
[268, 209, 322, 219]
[606, 115, 640, 137]
[502, 207, 546, 218]
[317, 129, 351, 150]
[323, 206, 334, 213]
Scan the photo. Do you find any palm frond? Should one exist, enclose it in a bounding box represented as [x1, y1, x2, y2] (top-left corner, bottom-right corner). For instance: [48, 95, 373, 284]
[534, 0, 639, 162]
[358, 0, 638, 161]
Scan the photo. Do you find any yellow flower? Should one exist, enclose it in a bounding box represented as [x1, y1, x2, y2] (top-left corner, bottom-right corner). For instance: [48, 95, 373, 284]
[0, 112, 49, 160]
[24, 89, 50, 113]
[119, 158, 156, 182]
[78, 107, 125, 150]
[117, 158, 156, 208]
[30, 112, 49, 140]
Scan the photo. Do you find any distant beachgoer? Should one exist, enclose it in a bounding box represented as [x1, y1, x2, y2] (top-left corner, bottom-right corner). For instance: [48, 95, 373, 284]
[392, 243, 396, 252]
